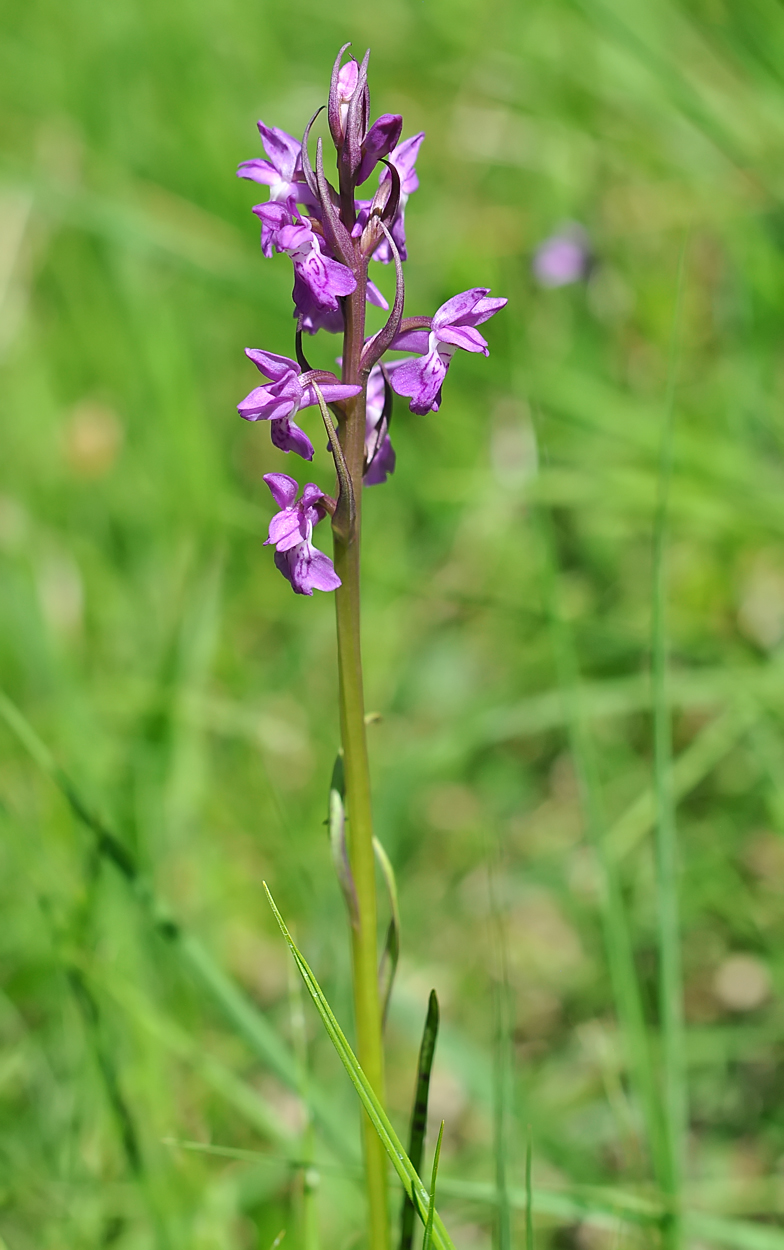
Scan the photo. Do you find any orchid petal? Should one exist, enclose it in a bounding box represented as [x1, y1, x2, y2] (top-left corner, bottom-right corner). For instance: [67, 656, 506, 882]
[268, 510, 305, 550]
[366, 278, 389, 310]
[432, 288, 490, 329]
[238, 386, 295, 423]
[270, 417, 315, 460]
[389, 327, 430, 354]
[237, 159, 279, 185]
[389, 349, 447, 415]
[257, 122, 302, 180]
[356, 113, 403, 185]
[244, 348, 300, 381]
[263, 472, 299, 510]
[436, 325, 489, 354]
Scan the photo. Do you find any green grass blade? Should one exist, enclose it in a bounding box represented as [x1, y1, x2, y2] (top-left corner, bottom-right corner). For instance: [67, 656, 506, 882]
[489, 858, 513, 1250]
[423, 1122, 444, 1250]
[526, 1129, 533, 1250]
[264, 884, 458, 1250]
[400, 989, 440, 1250]
[607, 702, 757, 862]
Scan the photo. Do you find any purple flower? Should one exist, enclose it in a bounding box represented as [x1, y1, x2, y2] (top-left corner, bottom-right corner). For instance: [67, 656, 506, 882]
[372, 132, 425, 262]
[532, 225, 591, 287]
[238, 123, 316, 249]
[239, 350, 360, 459]
[264, 473, 341, 596]
[356, 114, 403, 186]
[389, 288, 507, 415]
[253, 205, 357, 315]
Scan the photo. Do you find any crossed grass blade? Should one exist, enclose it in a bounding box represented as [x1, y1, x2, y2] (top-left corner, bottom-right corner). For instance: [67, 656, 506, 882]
[263, 884, 458, 1250]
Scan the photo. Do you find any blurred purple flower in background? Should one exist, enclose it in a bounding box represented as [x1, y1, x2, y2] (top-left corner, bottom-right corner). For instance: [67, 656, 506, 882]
[532, 224, 591, 288]
[263, 473, 341, 595]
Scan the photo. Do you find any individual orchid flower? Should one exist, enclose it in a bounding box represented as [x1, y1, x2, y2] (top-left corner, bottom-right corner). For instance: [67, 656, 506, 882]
[372, 132, 425, 263]
[253, 204, 357, 314]
[263, 473, 341, 596]
[238, 123, 316, 253]
[238, 350, 360, 459]
[389, 288, 507, 415]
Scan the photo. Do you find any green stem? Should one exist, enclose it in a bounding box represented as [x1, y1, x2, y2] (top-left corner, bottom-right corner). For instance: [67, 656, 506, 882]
[334, 272, 389, 1250]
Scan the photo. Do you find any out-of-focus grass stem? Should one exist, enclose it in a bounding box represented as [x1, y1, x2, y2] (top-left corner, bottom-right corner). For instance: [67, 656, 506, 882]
[652, 239, 689, 1247]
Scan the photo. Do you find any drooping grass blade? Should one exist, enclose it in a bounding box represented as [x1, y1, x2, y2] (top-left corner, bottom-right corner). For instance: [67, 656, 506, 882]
[400, 989, 440, 1250]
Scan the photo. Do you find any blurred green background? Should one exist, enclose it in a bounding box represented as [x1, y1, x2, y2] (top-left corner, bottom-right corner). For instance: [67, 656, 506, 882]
[4, 0, 784, 1246]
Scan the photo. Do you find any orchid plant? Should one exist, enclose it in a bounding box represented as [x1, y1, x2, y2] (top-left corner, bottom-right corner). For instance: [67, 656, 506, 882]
[237, 46, 505, 1249]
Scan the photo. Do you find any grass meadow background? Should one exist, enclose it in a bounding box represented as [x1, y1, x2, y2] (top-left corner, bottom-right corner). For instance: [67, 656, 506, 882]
[4, 0, 784, 1246]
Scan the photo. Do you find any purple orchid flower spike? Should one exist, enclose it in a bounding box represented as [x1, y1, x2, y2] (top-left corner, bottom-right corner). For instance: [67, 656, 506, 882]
[390, 287, 507, 415]
[253, 204, 357, 313]
[264, 473, 341, 596]
[372, 132, 425, 263]
[239, 350, 360, 459]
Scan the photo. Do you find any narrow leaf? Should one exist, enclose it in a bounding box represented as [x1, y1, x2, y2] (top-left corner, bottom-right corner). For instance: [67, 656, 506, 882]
[423, 1122, 445, 1250]
[264, 885, 457, 1250]
[400, 990, 440, 1250]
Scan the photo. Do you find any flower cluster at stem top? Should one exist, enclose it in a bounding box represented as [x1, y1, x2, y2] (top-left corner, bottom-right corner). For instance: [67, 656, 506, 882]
[236, 45, 507, 594]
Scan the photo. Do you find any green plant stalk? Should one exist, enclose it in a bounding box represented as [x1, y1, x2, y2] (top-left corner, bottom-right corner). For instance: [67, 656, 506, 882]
[334, 273, 389, 1250]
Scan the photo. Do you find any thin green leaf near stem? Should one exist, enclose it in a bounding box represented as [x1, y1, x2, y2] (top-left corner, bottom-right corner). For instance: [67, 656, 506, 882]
[400, 990, 440, 1250]
[264, 885, 458, 1250]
